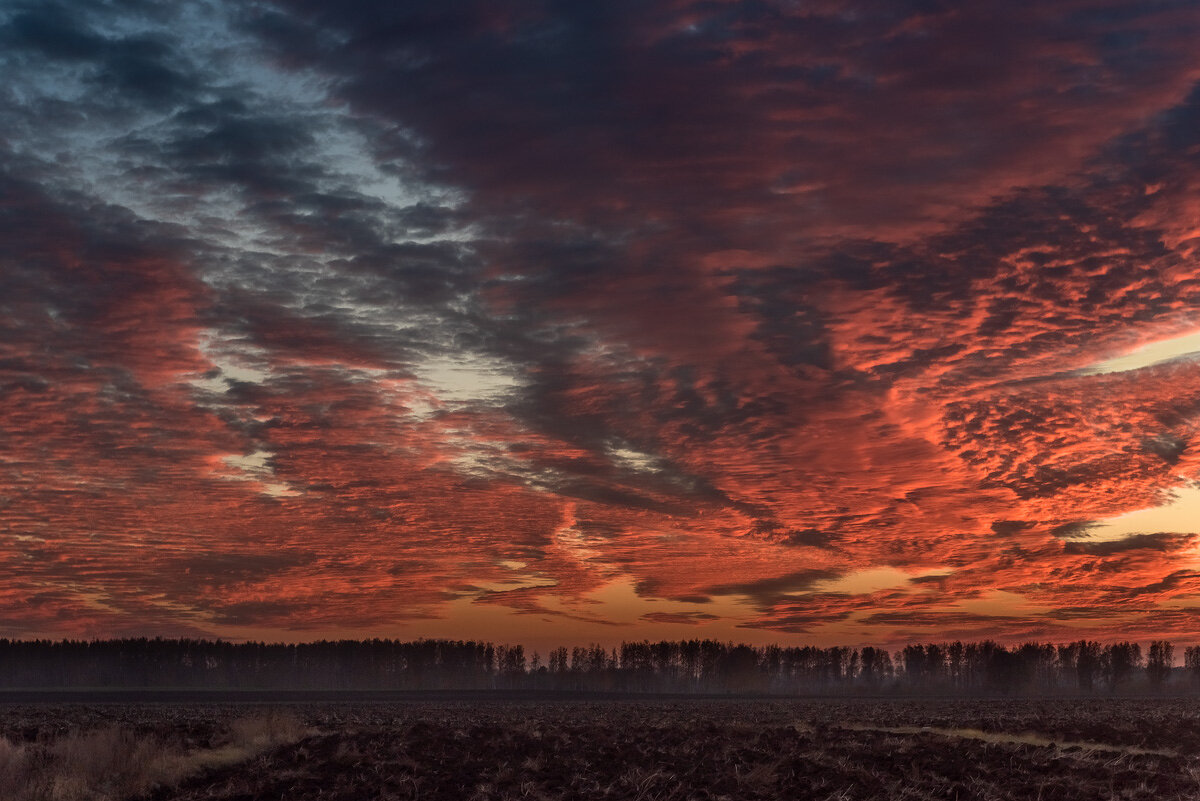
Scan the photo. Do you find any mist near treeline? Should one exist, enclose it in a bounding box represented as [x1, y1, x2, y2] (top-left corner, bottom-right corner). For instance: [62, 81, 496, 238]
[0, 638, 1191, 695]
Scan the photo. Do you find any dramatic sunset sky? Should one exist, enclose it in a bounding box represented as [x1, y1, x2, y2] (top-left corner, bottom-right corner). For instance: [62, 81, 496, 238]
[6, 0, 1200, 651]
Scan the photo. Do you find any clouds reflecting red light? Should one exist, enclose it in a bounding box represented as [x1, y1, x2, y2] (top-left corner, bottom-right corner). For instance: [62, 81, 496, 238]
[4, 0, 1200, 647]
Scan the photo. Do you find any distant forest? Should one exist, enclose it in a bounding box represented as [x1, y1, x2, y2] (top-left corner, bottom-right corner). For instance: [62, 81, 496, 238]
[1, 638, 1198, 695]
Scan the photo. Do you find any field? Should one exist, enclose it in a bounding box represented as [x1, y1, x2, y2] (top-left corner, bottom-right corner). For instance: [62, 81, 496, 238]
[4, 698, 1200, 800]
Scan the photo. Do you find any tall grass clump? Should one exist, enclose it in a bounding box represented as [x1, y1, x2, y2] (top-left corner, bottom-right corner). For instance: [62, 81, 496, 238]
[0, 711, 306, 801]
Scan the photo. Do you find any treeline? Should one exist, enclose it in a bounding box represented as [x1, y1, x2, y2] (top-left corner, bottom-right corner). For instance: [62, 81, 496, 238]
[1, 638, 1198, 694]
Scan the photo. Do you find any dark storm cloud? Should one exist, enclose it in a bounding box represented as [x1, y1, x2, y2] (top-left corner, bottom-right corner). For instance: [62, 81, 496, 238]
[253, 0, 1200, 239]
[145, 103, 321, 197]
[3, 3, 108, 61]
[2, 2, 198, 110]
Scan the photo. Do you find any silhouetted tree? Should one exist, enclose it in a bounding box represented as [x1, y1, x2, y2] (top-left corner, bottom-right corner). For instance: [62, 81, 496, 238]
[1104, 642, 1142, 693]
[1074, 640, 1102, 692]
[1185, 646, 1200, 688]
[1147, 641, 1173, 691]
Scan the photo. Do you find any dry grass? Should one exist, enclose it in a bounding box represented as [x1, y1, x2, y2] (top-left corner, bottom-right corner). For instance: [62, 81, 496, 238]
[0, 710, 306, 801]
[836, 723, 1177, 756]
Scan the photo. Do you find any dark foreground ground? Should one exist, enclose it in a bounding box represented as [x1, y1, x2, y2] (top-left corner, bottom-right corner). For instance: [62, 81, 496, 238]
[5, 698, 1200, 800]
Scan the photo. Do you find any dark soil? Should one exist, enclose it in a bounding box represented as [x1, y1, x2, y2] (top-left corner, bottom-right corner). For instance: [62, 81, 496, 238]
[130, 699, 1200, 801]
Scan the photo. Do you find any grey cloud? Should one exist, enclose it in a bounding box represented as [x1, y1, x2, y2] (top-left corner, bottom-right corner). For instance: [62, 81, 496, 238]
[170, 550, 317, 584]
[1063, 533, 1194, 556]
[704, 569, 841, 606]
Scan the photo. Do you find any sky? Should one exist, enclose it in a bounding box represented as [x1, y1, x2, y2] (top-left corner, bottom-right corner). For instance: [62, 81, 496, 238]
[5, 0, 1200, 652]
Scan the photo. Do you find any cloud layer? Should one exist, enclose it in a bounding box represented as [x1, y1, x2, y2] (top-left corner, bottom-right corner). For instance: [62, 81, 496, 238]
[5, 0, 1200, 647]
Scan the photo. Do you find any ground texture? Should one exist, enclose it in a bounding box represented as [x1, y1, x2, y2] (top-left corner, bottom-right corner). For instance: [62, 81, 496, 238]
[7, 698, 1200, 800]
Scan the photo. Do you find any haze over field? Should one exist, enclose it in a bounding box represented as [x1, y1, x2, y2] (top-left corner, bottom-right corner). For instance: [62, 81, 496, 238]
[5, 0, 1200, 651]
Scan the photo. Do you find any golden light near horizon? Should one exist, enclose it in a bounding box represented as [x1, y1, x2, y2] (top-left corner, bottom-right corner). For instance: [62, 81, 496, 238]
[1081, 330, 1200, 376]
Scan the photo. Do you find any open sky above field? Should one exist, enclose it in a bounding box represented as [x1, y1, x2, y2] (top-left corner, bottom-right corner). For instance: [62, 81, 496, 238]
[6, 0, 1200, 651]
